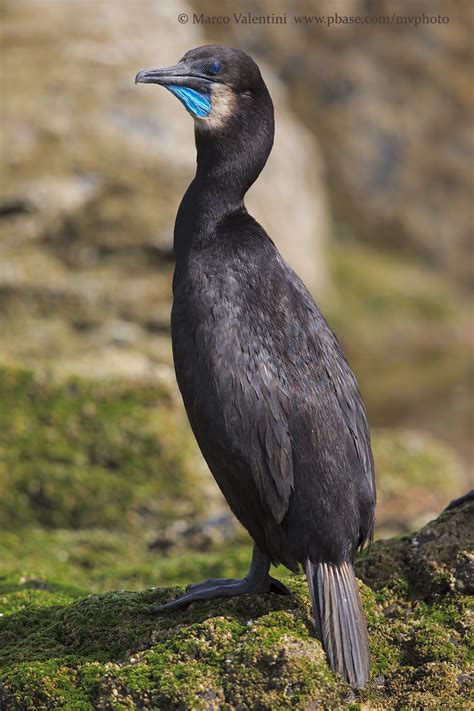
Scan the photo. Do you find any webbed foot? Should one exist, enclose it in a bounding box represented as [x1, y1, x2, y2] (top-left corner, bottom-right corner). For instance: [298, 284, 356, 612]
[151, 544, 290, 613]
[152, 573, 290, 613]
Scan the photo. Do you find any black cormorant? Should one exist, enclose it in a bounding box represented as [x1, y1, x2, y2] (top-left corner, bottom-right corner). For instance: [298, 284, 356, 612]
[136, 45, 376, 688]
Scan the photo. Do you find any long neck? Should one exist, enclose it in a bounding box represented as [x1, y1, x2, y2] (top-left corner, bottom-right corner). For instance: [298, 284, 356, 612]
[174, 88, 274, 256]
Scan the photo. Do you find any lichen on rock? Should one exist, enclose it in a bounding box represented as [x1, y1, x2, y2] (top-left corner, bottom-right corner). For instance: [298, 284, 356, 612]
[1, 501, 472, 709]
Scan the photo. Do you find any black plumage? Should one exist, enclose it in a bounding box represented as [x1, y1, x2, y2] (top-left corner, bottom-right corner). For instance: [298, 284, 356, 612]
[136, 45, 376, 688]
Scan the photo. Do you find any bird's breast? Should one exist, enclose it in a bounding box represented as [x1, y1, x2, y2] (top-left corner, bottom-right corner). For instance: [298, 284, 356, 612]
[171, 261, 269, 406]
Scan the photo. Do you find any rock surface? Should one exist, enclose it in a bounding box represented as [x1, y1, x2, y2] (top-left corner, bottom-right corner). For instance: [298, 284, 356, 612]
[0, 501, 472, 709]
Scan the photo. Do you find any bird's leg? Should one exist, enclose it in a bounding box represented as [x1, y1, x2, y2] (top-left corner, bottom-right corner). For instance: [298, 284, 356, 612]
[152, 544, 290, 613]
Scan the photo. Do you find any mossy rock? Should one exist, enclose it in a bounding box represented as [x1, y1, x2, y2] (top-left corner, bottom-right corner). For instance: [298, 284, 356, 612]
[0, 367, 215, 533]
[357, 494, 473, 600]
[1, 502, 472, 709]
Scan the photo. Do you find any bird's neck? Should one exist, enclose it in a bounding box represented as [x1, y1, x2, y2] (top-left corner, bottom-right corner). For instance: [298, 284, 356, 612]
[174, 95, 274, 255]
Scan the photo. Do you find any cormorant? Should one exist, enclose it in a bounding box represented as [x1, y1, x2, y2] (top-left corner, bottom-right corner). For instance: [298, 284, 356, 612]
[136, 45, 376, 688]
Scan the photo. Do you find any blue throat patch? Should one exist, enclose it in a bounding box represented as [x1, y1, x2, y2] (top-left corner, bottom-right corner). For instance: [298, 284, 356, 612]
[166, 85, 211, 118]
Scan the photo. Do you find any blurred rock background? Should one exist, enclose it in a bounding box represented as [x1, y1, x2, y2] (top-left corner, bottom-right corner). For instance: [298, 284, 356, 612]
[0, 0, 472, 578]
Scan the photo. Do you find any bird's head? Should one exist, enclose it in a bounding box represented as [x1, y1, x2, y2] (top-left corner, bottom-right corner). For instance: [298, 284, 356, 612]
[135, 45, 270, 132]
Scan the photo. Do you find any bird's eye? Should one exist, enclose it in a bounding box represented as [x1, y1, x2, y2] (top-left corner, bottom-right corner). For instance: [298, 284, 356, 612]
[209, 61, 221, 75]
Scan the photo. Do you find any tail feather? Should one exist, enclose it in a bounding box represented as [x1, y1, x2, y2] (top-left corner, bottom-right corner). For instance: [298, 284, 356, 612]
[305, 559, 370, 688]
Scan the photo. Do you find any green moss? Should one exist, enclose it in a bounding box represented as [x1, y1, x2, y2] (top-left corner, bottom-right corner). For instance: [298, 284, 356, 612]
[0, 367, 207, 532]
[1, 659, 100, 711]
